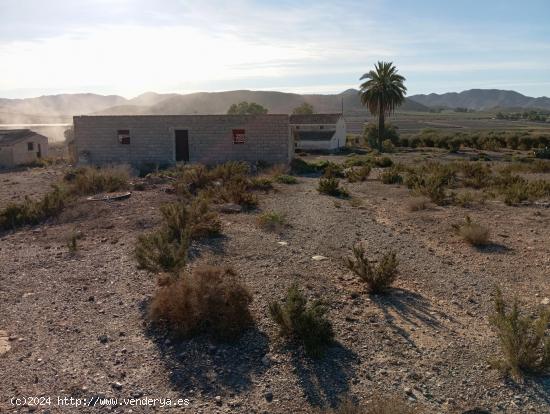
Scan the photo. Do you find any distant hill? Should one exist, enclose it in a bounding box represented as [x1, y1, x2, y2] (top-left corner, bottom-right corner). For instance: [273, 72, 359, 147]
[0, 89, 429, 122]
[409, 89, 550, 111]
[0, 93, 126, 120]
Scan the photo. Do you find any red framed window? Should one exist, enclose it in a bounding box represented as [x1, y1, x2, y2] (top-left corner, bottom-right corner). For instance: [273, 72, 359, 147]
[232, 129, 245, 144]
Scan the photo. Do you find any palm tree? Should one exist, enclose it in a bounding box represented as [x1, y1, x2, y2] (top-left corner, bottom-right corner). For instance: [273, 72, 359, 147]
[359, 62, 407, 151]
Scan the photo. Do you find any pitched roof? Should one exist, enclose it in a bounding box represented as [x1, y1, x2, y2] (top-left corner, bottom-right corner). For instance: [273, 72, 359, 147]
[0, 129, 46, 146]
[295, 130, 336, 141]
[289, 113, 342, 125]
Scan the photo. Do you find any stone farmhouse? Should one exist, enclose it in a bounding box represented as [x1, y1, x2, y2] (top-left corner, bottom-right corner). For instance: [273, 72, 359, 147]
[0, 129, 49, 169]
[289, 113, 346, 151]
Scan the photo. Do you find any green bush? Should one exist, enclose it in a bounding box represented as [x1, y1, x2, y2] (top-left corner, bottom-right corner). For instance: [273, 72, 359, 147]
[489, 288, 550, 379]
[318, 177, 349, 197]
[269, 284, 334, 357]
[257, 211, 286, 231]
[344, 244, 398, 293]
[275, 174, 298, 184]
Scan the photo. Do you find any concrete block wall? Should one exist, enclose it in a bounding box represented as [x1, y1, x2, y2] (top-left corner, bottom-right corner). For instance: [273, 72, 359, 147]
[74, 115, 291, 166]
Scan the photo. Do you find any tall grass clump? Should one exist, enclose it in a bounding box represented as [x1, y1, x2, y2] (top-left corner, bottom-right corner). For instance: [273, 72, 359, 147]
[149, 266, 253, 341]
[269, 284, 334, 357]
[344, 244, 398, 293]
[0, 185, 67, 231]
[489, 288, 550, 379]
[64, 166, 129, 195]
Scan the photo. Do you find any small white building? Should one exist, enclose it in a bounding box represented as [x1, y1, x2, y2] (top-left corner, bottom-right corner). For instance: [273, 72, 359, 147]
[289, 113, 346, 151]
[0, 129, 49, 168]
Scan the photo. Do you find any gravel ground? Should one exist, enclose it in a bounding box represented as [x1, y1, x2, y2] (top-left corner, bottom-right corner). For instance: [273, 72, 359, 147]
[0, 159, 549, 414]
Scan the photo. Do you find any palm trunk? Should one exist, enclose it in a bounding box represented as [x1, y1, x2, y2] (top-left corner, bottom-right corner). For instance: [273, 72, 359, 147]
[378, 101, 385, 152]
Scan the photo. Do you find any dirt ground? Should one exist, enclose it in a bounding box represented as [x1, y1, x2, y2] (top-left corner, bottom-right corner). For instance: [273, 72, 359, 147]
[0, 151, 549, 414]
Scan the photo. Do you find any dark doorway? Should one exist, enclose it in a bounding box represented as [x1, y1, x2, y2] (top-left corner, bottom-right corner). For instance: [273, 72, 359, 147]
[175, 130, 189, 162]
[37, 143, 42, 158]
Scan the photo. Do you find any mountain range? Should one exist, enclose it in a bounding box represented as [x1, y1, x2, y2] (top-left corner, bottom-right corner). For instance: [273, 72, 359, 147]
[1, 88, 549, 124]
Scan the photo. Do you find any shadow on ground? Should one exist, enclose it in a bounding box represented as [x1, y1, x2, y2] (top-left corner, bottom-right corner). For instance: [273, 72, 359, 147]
[475, 243, 512, 254]
[142, 301, 269, 396]
[290, 342, 359, 408]
[370, 288, 456, 347]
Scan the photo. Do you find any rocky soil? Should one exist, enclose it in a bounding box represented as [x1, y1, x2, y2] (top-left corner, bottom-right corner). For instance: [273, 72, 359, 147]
[0, 154, 549, 413]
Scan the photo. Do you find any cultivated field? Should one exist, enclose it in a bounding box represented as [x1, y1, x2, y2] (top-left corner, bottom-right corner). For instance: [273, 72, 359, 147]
[0, 148, 549, 414]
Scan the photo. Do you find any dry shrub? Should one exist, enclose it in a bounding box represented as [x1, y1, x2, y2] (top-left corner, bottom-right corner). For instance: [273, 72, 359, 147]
[489, 288, 550, 379]
[346, 165, 371, 183]
[324, 396, 421, 414]
[407, 197, 429, 211]
[344, 244, 398, 293]
[379, 166, 403, 184]
[136, 198, 220, 272]
[269, 284, 334, 357]
[209, 161, 250, 181]
[318, 177, 349, 198]
[148, 266, 253, 341]
[135, 229, 189, 273]
[250, 176, 274, 191]
[64, 166, 129, 195]
[174, 164, 211, 195]
[188, 197, 222, 238]
[218, 176, 259, 209]
[257, 211, 286, 231]
[453, 216, 489, 246]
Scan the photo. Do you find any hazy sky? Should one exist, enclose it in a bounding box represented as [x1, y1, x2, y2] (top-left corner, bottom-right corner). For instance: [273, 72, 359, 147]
[1, 0, 549, 99]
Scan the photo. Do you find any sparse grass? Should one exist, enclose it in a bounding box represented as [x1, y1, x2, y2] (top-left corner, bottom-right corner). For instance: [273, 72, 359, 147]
[407, 197, 429, 211]
[275, 174, 299, 184]
[453, 191, 476, 208]
[318, 177, 349, 198]
[64, 166, 129, 195]
[148, 266, 253, 341]
[257, 211, 286, 232]
[269, 284, 334, 357]
[452, 216, 489, 246]
[489, 288, 550, 379]
[323, 396, 421, 414]
[344, 244, 399, 293]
